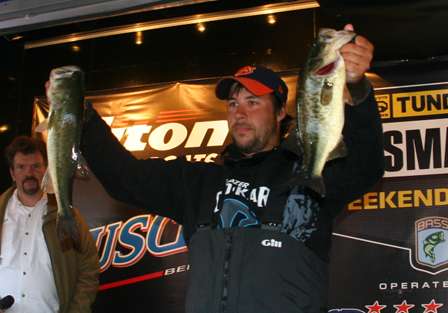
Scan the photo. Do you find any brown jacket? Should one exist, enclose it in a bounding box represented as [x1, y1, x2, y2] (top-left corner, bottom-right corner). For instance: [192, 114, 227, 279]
[0, 187, 99, 313]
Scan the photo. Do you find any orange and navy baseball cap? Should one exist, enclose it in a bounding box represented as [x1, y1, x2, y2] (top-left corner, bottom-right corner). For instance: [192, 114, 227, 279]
[215, 65, 288, 105]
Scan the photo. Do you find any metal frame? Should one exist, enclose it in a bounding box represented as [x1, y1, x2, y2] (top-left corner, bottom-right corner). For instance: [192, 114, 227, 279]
[25, 0, 319, 49]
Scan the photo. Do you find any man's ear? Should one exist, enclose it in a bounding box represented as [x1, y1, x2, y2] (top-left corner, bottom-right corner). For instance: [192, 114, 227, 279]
[277, 106, 286, 122]
[9, 167, 15, 183]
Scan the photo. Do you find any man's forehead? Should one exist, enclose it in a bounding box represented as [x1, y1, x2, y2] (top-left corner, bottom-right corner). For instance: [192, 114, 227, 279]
[14, 152, 44, 163]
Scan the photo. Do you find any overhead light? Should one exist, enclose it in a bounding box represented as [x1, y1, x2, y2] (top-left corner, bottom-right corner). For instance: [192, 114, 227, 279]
[0, 124, 10, 133]
[267, 14, 276, 25]
[11, 35, 23, 41]
[135, 31, 143, 45]
[71, 44, 80, 52]
[196, 23, 206, 32]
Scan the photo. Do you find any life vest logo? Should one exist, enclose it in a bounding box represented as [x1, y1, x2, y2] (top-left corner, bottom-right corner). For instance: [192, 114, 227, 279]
[261, 239, 282, 248]
[413, 216, 448, 274]
[235, 66, 256, 76]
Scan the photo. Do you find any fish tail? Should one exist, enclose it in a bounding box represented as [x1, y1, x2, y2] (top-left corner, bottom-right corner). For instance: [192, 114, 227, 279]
[56, 212, 82, 252]
[307, 177, 326, 197]
[298, 163, 327, 196]
[284, 175, 327, 197]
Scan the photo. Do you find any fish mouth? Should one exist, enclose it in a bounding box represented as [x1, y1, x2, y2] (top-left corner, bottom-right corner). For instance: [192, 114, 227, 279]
[51, 65, 82, 80]
[314, 61, 336, 76]
[314, 57, 341, 76]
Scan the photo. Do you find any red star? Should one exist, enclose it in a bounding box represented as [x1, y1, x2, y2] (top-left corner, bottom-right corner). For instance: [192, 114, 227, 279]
[365, 301, 387, 313]
[394, 300, 415, 313]
[422, 299, 443, 313]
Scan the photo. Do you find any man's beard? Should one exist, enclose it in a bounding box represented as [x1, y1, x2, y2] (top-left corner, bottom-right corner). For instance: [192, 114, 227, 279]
[232, 119, 278, 155]
[21, 177, 41, 195]
[234, 135, 265, 155]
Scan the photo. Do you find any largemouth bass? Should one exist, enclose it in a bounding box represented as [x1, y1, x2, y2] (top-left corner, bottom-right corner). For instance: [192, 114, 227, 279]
[296, 28, 356, 196]
[424, 231, 445, 263]
[44, 65, 85, 250]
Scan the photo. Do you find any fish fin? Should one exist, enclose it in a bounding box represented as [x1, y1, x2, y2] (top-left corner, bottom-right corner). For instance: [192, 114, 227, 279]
[35, 119, 49, 133]
[83, 100, 95, 123]
[41, 170, 55, 194]
[344, 85, 355, 106]
[295, 126, 305, 155]
[327, 138, 347, 161]
[282, 126, 304, 156]
[75, 166, 89, 179]
[75, 152, 90, 179]
[283, 175, 326, 197]
[72, 143, 90, 179]
[307, 176, 326, 197]
[56, 211, 82, 252]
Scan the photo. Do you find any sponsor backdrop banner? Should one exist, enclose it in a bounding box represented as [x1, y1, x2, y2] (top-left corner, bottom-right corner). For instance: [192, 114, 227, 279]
[32, 72, 448, 313]
[329, 80, 448, 313]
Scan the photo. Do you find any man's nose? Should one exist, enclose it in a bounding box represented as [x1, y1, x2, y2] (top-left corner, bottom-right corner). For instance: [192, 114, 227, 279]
[235, 103, 247, 117]
[25, 165, 36, 175]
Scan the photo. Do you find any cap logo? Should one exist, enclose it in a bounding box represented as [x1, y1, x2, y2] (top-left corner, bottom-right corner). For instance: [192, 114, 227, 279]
[235, 66, 256, 77]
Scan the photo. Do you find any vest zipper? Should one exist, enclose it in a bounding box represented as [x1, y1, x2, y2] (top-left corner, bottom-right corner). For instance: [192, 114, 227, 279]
[220, 230, 233, 313]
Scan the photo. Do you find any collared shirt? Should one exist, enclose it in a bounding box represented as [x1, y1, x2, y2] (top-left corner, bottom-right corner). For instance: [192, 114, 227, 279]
[0, 190, 59, 313]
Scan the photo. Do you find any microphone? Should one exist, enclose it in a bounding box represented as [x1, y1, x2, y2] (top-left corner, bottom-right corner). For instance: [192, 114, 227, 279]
[0, 295, 14, 310]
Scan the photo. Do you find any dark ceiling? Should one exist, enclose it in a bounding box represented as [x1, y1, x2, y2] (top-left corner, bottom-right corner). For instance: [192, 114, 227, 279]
[3, 0, 448, 63]
[318, 0, 448, 63]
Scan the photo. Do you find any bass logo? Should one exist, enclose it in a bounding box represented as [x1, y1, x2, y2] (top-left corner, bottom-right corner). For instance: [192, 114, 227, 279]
[413, 216, 448, 274]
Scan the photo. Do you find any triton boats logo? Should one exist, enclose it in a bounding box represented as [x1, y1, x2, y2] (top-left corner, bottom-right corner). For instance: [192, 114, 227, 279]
[414, 216, 448, 274]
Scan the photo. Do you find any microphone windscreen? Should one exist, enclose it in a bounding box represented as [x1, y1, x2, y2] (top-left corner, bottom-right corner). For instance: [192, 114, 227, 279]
[0, 295, 14, 310]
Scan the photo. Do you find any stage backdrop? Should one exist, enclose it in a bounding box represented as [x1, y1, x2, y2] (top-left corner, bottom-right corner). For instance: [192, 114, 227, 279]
[328, 78, 448, 313]
[32, 71, 448, 313]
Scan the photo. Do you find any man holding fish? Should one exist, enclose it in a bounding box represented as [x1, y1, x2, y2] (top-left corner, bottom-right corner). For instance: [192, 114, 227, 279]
[78, 24, 384, 312]
[0, 136, 99, 313]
